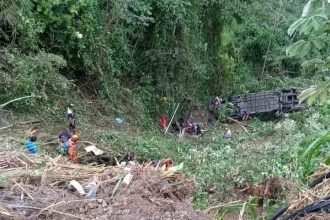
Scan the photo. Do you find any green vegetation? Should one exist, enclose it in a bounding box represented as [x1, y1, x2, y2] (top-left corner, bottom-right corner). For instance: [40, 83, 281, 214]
[1, 0, 330, 219]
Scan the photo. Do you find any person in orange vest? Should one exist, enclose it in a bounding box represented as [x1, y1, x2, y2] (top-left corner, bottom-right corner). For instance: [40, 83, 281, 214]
[67, 134, 79, 163]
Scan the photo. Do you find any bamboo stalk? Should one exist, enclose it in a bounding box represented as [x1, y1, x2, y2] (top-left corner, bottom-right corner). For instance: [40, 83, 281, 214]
[204, 200, 243, 213]
[165, 103, 180, 135]
[0, 96, 41, 109]
[238, 202, 246, 220]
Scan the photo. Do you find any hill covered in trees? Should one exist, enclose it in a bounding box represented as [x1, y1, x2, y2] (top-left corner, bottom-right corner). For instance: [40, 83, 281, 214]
[1, 0, 330, 219]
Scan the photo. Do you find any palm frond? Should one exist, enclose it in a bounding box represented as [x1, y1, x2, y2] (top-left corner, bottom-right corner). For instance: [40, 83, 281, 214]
[298, 81, 330, 105]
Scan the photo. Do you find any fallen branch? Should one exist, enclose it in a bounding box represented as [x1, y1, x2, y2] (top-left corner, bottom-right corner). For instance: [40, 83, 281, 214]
[238, 202, 246, 220]
[204, 200, 243, 213]
[227, 117, 255, 129]
[7, 205, 87, 220]
[0, 96, 41, 109]
[80, 140, 97, 145]
[227, 117, 252, 133]
[0, 124, 13, 130]
[11, 181, 34, 201]
[18, 120, 40, 125]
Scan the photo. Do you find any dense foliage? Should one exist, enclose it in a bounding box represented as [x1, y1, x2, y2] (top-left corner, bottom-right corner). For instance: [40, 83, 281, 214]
[1, 0, 310, 117]
[1, 1, 330, 218]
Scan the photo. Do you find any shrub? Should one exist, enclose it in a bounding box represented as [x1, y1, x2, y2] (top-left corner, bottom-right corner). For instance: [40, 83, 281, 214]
[0, 50, 69, 108]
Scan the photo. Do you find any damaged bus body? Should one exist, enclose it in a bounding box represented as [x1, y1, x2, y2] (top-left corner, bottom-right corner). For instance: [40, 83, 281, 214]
[228, 88, 305, 119]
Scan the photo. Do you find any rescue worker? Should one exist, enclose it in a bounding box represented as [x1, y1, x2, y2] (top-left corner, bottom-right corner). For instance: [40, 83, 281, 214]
[67, 134, 79, 163]
[66, 103, 76, 129]
[24, 136, 38, 153]
[57, 130, 72, 154]
[180, 121, 202, 138]
[160, 113, 167, 129]
[224, 127, 232, 140]
[208, 97, 224, 124]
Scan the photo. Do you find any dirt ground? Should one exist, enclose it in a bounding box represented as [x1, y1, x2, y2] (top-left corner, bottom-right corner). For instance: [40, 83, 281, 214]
[0, 142, 212, 220]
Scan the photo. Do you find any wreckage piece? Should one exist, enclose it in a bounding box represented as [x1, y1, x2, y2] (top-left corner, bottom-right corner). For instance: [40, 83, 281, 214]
[122, 173, 133, 186]
[210, 88, 305, 122]
[284, 195, 330, 220]
[270, 171, 330, 220]
[85, 146, 104, 156]
[68, 180, 86, 196]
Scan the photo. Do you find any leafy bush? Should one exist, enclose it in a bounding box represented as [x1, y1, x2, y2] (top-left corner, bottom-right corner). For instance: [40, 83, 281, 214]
[0, 50, 69, 108]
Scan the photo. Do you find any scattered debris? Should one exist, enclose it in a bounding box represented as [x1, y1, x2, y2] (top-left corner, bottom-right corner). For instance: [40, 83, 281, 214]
[206, 183, 216, 194]
[0, 146, 211, 220]
[85, 145, 104, 156]
[115, 117, 124, 124]
[122, 173, 133, 186]
[270, 165, 330, 219]
[69, 180, 86, 196]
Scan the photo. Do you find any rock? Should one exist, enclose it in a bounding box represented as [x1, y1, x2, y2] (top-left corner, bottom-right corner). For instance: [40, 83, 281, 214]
[78, 207, 85, 213]
[91, 209, 100, 217]
[104, 198, 111, 204]
[100, 215, 108, 220]
[122, 209, 130, 215]
[102, 200, 107, 208]
[103, 169, 112, 176]
[87, 202, 98, 209]
[107, 206, 113, 215]
[97, 199, 103, 204]
[164, 212, 171, 217]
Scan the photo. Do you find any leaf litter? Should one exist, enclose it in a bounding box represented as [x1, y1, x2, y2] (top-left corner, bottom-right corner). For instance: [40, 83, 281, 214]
[0, 146, 211, 220]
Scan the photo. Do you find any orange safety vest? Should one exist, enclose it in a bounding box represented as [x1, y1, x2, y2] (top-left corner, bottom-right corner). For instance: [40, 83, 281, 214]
[67, 139, 78, 163]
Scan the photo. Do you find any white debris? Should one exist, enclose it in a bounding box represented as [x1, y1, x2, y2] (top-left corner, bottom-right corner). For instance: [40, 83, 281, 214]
[75, 31, 83, 39]
[123, 173, 133, 186]
[68, 180, 86, 195]
[85, 145, 104, 156]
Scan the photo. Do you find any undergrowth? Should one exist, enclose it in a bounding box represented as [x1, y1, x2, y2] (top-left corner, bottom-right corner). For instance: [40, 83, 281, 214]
[85, 108, 328, 218]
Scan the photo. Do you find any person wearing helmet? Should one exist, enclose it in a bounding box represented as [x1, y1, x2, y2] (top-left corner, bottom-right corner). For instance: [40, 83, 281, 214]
[68, 134, 79, 163]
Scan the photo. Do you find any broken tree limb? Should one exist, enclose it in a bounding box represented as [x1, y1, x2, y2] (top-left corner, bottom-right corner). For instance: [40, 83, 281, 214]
[165, 103, 180, 135]
[226, 117, 256, 133]
[0, 124, 13, 131]
[239, 202, 247, 220]
[227, 117, 255, 129]
[204, 200, 243, 213]
[19, 120, 40, 125]
[11, 181, 34, 201]
[0, 96, 41, 109]
[8, 205, 87, 220]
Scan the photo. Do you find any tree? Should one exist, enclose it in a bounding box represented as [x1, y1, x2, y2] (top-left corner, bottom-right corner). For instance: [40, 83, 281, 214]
[287, 0, 330, 176]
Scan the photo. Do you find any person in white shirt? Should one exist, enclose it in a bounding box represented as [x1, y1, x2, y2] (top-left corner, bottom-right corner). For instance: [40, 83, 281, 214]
[224, 127, 232, 140]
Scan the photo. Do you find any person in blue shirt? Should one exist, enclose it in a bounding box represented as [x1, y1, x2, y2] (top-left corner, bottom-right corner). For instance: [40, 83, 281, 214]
[57, 130, 72, 154]
[24, 136, 38, 153]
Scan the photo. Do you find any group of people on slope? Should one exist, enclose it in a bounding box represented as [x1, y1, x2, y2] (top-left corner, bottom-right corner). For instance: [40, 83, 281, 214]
[24, 103, 79, 163]
[161, 96, 238, 139]
[57, 103, 79, 162]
